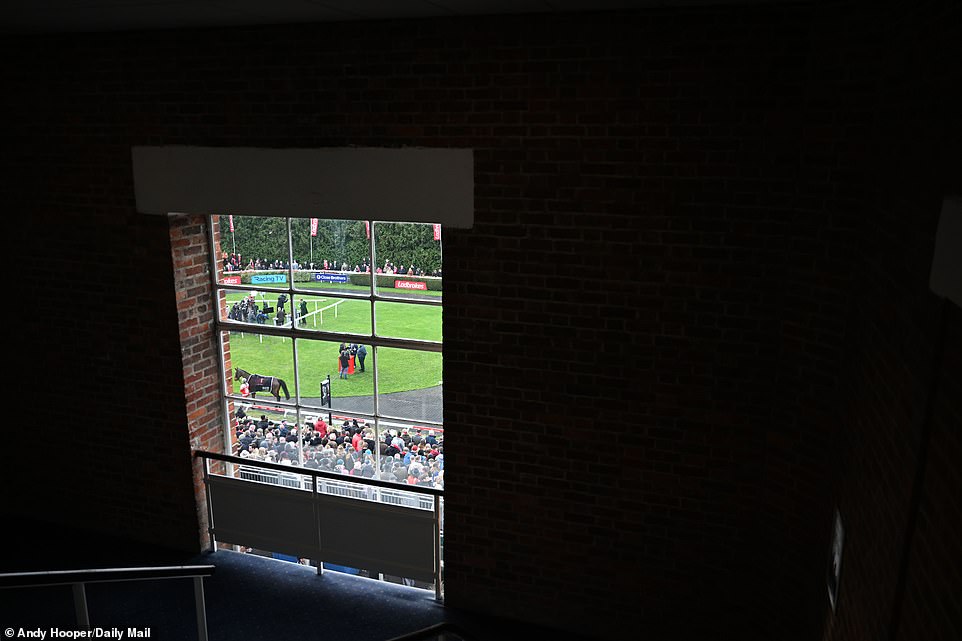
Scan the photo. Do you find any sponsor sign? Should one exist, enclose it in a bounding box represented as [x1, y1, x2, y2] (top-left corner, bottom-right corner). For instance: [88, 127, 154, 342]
[314, 273, 349, 283]
[310, 218, 318, 236]
[222, 276, 242, 285]
[433, 224, 441, 241]
[229, 215, 234, 232]
[251, 274, 287, 285]
[395, 279, 427, 290]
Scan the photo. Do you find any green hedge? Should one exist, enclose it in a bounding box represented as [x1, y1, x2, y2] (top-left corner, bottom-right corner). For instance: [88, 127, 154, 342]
[348, 273, 443, 292]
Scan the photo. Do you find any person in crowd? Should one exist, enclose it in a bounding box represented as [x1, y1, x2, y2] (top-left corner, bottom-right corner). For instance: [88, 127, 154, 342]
[299, 299, 308, 326]
[356, 344, 367, 372]
[314, 415, 328, 436]
[349, 343, 359, 366]
[338, 345, 351, 379]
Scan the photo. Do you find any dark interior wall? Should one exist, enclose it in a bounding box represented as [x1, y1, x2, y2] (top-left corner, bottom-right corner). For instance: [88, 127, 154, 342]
[3, 2, 958, 640]
[820, 1, 961, 640]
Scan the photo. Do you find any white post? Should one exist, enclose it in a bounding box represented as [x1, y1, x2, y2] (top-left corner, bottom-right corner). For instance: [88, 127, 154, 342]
[73, 583, 90, 629]
[194, 577, 209, 641]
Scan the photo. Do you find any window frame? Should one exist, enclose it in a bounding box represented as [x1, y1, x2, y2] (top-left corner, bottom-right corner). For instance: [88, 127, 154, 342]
[209, 215, 443, 483]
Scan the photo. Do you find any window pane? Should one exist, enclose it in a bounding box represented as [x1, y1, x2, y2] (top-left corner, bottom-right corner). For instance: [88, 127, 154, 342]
[294, 293, 371, 336]
[373, 222, 442, 301]
[374, 301, 441, 342]
[222, 329, 297, 401]
[215, 214, 289, 290]
[302, 412, 377, 480]
[292, 218, 372, 296]
[374, 418, 444, 492]
[295, 338, 373, 415]
[220, 288, 294, 327]
[232, 405, 302, 469]
[374, 347, 442, 423]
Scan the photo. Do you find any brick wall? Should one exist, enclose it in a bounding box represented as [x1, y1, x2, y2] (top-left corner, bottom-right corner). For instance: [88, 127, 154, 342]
[10, 205, 200, 552]
[819, 1, 962, 640]
[4, 1, 958, 639]
[896, 305, 962, 641]
[169, 213, 229, 549]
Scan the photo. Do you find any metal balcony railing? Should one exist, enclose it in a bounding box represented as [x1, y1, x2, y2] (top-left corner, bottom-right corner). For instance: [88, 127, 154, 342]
[0, 565, 215, 640]
[196, 450, 444, 600]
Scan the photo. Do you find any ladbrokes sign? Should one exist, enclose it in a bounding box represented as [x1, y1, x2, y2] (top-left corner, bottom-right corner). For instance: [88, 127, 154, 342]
[394, 280, 427, 290]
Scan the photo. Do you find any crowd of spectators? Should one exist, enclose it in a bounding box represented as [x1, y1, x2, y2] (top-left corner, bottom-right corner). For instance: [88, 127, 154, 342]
[375, 260, 441, 277]
[223, 253, 308, 272]
[227, 295, 268, 324]
[222, 253, 441, 278]
[320, 259, 371, 273]
[231, 410, 444, 489]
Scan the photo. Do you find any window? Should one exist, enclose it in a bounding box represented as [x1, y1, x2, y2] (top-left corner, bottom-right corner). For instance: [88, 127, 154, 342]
[211, 215, 444, 491]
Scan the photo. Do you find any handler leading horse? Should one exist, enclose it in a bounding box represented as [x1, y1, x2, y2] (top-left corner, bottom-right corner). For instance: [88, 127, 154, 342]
[234, 367, 291, 402]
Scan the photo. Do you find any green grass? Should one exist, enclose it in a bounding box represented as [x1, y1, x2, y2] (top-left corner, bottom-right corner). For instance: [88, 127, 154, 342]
[225, 293, 441, 399]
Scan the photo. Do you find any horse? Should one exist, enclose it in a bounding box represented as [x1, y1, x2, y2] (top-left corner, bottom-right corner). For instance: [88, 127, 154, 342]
[234, 367, 290, 402]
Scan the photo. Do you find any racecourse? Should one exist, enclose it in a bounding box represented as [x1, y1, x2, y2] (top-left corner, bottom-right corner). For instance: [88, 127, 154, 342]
[224, 289, 441, 400]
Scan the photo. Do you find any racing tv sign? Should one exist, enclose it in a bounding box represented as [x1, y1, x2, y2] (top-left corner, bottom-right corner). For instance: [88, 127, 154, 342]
[314, 273, 349, 283]
[394, 279, 427, 290]
[251, 274, 287, 285]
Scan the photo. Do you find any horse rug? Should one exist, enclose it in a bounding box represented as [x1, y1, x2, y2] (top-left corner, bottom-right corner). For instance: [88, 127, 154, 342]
[247, 374, 274, 392]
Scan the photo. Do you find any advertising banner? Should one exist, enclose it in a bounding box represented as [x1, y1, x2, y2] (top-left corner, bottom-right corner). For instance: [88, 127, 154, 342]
[223, 276, 242, 285]
[314, 273, 349, 283]
[395, 280, 427, 290]
[251, 274, 288, 285]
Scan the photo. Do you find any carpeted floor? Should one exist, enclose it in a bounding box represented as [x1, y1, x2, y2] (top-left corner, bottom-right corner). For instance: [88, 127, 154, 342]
[0, 520, 595, 641]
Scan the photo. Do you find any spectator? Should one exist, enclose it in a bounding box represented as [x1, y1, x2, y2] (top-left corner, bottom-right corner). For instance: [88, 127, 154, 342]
[356, 344, 367, 372]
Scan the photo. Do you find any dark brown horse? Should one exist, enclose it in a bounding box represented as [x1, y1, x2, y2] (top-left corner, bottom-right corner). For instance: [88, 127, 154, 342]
[235, 367, 290, 402]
